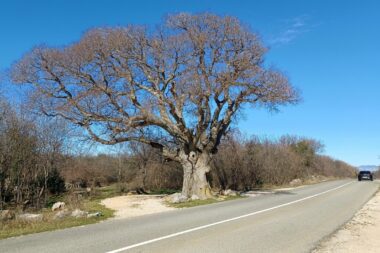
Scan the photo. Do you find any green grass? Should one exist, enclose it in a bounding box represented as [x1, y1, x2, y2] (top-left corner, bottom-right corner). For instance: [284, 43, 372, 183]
[0, 191, 115, 240]
[167, 195, 244, 208]
[89, 184, 122, 201]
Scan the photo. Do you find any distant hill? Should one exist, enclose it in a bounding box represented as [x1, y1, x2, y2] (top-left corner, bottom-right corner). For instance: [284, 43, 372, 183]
[358, 165, 379, 172]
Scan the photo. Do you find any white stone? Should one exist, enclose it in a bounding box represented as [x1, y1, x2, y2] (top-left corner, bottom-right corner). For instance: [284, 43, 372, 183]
[53, 210, 71, 220]
[289, 178, 302, 186]
[223, 189, 237, 196]
[87, 212, 102, 218]
[51, 202, 65, 211]
[169, 193, 188, 203]
[191, 194, 200, 201]
[71, 209, 88, 218]
[18, 213, 43, 222]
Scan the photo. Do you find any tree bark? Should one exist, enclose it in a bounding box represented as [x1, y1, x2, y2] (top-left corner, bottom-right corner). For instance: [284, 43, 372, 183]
[180, 151, 213, 200]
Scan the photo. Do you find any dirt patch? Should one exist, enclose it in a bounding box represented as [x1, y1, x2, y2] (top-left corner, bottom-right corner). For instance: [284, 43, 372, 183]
[313, 188, 380, 253]
[101, 195, 175, 219]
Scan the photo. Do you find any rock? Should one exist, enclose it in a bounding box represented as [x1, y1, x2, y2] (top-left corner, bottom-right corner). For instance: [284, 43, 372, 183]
[71, 209, 88, 218]
[223, 189, 237, 196]
[191, 194, 200, 201]
[169, 193, 188, 203]
[51, 202, 66, 211]
[18, 213, 43, 222]
[127, 191, 138, 195]
[87, 212, 102, 218]
[289, 178, 302, 187]
[0, 210, 15, 221]
[53, 210, 71, 220]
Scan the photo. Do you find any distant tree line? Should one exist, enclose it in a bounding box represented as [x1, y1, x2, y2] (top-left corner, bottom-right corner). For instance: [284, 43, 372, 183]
[211, 132, 356, 190]
[373, 168, 380, 179]
[60, 131, 357, 193]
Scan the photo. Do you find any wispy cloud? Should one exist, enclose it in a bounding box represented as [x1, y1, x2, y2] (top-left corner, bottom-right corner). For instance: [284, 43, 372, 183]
[268, 15, 312, 46]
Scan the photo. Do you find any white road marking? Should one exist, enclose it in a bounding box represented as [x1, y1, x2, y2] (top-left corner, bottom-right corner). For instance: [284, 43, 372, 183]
[106, 181, 354, 253]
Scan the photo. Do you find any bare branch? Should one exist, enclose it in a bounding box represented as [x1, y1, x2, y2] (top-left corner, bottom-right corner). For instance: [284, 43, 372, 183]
[11, 13, 299, 159]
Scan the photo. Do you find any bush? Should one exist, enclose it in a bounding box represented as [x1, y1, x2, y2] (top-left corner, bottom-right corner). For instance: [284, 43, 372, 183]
[47, 168, 66, 194]
[211, 132, 356, 190]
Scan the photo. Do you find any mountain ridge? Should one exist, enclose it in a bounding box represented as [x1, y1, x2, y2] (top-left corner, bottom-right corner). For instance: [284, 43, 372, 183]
[358, 165, 378, 171]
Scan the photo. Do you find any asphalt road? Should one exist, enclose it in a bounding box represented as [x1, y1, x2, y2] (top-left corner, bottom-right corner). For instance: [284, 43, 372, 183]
[1, 179, 378, 253]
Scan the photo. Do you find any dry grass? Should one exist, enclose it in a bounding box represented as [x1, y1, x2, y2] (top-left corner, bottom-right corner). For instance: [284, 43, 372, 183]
[0, 187, 117, 240]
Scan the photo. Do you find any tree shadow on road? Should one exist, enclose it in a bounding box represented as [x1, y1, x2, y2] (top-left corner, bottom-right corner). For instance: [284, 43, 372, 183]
[274, 191, 296, 195]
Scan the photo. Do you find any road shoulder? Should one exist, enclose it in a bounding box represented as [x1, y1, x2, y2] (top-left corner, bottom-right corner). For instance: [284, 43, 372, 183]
[313, 182, 380, 253]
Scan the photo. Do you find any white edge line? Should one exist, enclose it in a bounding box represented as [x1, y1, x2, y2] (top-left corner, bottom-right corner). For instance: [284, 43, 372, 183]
[106, 181, 354, 253]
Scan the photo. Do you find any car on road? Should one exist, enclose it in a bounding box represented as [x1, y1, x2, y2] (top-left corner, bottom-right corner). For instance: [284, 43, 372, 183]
[358, 171, 373, 181]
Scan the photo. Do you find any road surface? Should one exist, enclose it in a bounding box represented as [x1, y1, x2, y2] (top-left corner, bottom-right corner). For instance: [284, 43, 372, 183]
[0, 179, 378, 253]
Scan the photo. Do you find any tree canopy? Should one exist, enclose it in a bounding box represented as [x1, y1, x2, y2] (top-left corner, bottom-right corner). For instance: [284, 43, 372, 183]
[12, 13, 298, 161]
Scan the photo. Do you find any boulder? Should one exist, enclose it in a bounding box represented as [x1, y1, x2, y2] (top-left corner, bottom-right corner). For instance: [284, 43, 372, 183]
[71, 209, 88, 218]
[18, 213, 43, 222]
[289, 178, 302, 187]
[87, 212, 102, 218]
[86, 187, 92, 193]
[53, 210, 71, 220]
[0, 210, 15, 221]
[223, 189, 237, 196]
[51, 202, 66, 211]
[191, 194, 200, 201]
[168, 193, 188, 203]
[127, 191, 138, 195]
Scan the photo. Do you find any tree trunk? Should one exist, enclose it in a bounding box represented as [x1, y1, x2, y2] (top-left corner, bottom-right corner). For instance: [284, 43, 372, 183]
[180, 151, 213, 200]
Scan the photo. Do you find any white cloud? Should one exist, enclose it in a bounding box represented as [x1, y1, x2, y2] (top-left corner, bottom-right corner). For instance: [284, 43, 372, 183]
[268, 15, 311, 46]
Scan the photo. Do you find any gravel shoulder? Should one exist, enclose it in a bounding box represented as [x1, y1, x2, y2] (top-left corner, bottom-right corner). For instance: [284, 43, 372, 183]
[101, 195, 175, 219]
[313, 182, 380, 253]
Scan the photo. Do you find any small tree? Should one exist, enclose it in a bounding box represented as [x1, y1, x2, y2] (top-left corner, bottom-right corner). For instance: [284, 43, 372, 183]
[12, 13, 299, 199]
[46, 167, 65, 194]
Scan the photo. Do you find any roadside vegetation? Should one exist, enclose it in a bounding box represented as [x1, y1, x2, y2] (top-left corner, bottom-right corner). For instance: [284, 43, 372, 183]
[59, 132, 356, 195]
[373, 168, 380, 179]
[0, 199, 113, 239]
[0, 184, 117, 239]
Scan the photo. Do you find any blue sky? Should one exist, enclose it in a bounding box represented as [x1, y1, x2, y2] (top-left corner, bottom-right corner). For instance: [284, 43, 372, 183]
[1, 0, 379, 166]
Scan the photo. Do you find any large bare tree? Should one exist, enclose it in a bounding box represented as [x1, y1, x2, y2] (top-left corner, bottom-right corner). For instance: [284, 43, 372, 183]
[11, 13, 299, 199]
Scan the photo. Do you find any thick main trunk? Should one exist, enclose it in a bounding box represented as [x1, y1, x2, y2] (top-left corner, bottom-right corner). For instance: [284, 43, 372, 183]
[180, 151, 213, 200]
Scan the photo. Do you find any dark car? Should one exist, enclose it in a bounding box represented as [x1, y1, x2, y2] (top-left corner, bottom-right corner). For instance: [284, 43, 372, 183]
[358, 171, 373, 181]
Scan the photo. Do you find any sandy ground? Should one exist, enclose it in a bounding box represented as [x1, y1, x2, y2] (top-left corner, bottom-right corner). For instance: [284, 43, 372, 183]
[101, 187, 297, 219]
[101, 195, 175, 219]
[314, 187, 380, 253]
